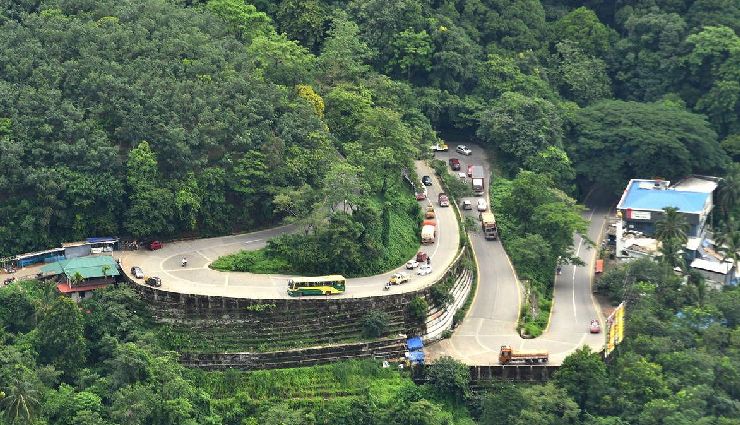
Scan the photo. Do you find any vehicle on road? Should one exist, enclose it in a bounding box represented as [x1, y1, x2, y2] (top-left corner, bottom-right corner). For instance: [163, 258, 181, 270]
[389, 272, 410, 285]
[425, 206, 435, 219]
[467, 164, 473, 177]
[457, 172, 467, 180]
[145, 276, 162, 287]
[130, 266, 144, 279]
[470, 165, 485, 194]
[417, 264, 432, 275]
[480, 212, 498, 240]
[448, 158, 461, 170]
[415, 191, 426, 200]
[476, 198, 487, 211]
[590, 320, 601, 333]
[498, 345, 549, 364]
[430, 143, 449, 152]
[456, 145, 472, 156]
[438, 193, 449, 207]
[421, 220, 436, 244]
[288, 275, 346, 296]
[416, 252, 428, 263]
[406, 260, 419, 269]
[148, 240, 163, 250]
[462, 200, 472, 210]
[421, 176, 432, 186]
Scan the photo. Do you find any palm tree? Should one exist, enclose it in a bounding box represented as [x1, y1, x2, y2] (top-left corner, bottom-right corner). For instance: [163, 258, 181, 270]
[69, 271, 84, 288]
[1, 378, 40, 425]
[659, 238, 686, 272]
[717, 166, 740, 219]
[655, 207, 689, 244]
[715, 218, 740, 271]
[101, 264, 111, 281]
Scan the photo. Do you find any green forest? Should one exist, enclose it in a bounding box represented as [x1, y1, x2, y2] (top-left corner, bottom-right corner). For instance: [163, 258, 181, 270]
[1, 0, 739, 423]
[1, 0, 737, 265]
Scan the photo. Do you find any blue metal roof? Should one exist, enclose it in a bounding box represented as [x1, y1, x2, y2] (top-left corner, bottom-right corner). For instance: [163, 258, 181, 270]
[407, 337, 423, 351]
[619, 181, 709, 213]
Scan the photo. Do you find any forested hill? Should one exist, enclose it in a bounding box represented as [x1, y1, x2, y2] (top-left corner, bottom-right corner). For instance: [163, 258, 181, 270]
[1, 0, 737, 256]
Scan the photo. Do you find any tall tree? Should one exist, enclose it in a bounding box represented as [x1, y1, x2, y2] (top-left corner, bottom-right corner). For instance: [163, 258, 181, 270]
[554, 347, 608, 412]
[37, 296, 88, 377]
[655, 207, 689, 243]
[0, 377, 40, 425]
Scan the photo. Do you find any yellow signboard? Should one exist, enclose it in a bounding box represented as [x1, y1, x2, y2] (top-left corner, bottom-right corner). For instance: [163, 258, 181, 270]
[605, 302, 625, 357]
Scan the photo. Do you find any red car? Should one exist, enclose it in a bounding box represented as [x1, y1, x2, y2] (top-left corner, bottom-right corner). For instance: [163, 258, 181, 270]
[416, 192, 426, 200]
[448, 158, 461, 171]
[589, 320, 601, 333]
[467, 164, 473, 177]
[416, 252, 428, 263]
[148, 240, 163, 250]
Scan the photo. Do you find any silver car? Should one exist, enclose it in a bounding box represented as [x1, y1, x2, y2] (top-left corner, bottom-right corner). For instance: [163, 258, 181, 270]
[130, 266, 144, 279]
[456, 145, 472, 156]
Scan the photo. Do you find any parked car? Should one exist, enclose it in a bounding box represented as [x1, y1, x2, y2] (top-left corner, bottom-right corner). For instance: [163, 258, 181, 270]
[457, 172, 467, 180]
[415, 191, 427, 200]
[590, 319, 601, 333]
[130, 266, 144, 279]
[416, 252, 428, 263]
[148, 240, 163, 250]
[406, 260, 419, 269]
[145, 276, 162, 287]
[456, 145, 472, 156]
[476, 198, 487, 211]
[417, 264, 432, 275]
[448, 158, 461, 171]
[462, 200, 472, 210]
[421, 175, 432, 186]
[389, 272, 410, 285]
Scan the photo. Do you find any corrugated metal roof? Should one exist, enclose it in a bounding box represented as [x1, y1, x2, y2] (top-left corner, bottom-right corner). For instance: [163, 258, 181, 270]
[41, 255, 120, 280]
[690, 258, 733, 274]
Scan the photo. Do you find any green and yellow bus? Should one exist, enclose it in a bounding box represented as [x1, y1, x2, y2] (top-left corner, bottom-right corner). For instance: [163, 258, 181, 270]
[287, 275, 346, 296]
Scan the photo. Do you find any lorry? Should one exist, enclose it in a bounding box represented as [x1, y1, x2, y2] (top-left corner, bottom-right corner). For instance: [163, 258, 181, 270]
[438, 193, 449, 207]
[480, 212, 498, 240]
[421, 219, 436, 244]
[471, 165, 485, 194]
[430, 143, 449, 152]
[425, 205, 436, 219]
[499, 345, 549, 365]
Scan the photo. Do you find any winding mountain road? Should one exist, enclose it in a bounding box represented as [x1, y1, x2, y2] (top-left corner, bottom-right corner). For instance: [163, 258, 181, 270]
[120, 160, 460, 299]
[426, 147, 606, 365]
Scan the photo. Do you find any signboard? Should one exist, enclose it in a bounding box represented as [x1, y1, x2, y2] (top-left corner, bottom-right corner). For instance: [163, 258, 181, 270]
[626, 209, 651, 220]
[605, 302, 625, 357]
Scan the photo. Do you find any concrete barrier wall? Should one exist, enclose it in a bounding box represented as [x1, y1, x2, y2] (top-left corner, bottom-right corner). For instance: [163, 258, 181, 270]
[469, 365, 559, 382]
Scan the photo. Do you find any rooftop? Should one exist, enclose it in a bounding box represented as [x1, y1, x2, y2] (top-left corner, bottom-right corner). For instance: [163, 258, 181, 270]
[41, 255, 120, 280]
[617, 179, 710, 213]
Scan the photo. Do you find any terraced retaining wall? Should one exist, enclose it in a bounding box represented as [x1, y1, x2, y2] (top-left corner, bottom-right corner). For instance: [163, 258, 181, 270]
[180, 337, 407, 370]
[126, 247, 474, 358]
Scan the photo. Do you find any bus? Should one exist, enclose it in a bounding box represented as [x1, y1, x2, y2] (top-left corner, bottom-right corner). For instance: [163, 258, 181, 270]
[287, 275, 346, 296]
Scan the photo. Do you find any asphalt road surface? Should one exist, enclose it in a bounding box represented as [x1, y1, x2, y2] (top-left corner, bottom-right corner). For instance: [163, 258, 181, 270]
[426, 146, 606, 365]
[120, 160, 460, 299]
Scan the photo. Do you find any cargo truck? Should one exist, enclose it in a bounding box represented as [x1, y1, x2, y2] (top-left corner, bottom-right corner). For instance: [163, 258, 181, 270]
[421, 224, 436, 244]
[498, 345, 549, 364]
[438, 193, 449, 207]
[480, 212, 498, 240]
[471, 166, 485, 194]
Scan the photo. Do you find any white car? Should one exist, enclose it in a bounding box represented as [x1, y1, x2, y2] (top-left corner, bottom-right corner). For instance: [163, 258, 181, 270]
[389, 272, 410, 285]
[417, 264, 432, 275]
[406, 260, 419, 269]
[457, 172, 467, 180]
[456, 145, 472, 156]
[477, 198, 487, 212]
[462, 200, 472, 210]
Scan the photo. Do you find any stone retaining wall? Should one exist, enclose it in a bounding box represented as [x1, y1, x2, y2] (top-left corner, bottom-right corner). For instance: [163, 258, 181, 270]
[180, 337, 406, 370]
[126, 247, 473, 368]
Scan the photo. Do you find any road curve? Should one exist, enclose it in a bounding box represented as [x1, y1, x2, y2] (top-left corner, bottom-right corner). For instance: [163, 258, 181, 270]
[426, 147, 605, 365]
[120, 160, 460, 299]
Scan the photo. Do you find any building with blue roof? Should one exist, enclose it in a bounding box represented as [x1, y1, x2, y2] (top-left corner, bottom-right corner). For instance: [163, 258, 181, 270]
[616, 177, 717, 237]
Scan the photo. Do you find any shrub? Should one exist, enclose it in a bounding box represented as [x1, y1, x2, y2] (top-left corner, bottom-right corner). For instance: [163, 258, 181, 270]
[430, 285, 453, 307]
[362, 310, 391, 338]
[425, 356, 470, 401]
[408, 296, 429, 323]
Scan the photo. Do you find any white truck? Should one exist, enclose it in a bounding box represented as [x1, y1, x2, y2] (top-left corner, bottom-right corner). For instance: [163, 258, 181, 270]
[471, 165, 485, 195]
[421, 219, 436, 244]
